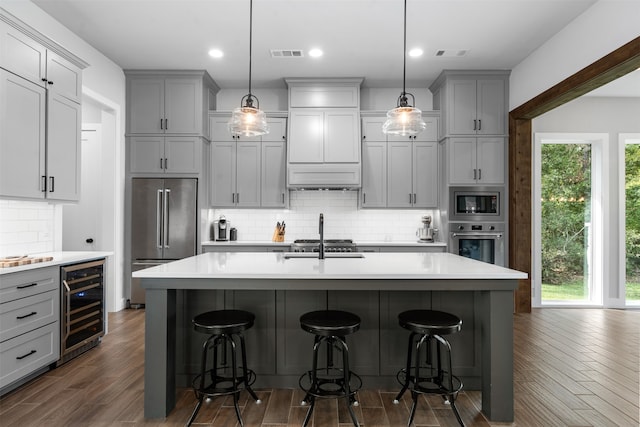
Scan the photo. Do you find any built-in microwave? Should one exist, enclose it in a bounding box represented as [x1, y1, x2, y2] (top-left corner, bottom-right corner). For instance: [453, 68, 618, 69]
[449, 186, 504, 222]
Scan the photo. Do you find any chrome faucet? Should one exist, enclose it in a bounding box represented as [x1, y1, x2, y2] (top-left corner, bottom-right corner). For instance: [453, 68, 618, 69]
[318, 213, 324, 259]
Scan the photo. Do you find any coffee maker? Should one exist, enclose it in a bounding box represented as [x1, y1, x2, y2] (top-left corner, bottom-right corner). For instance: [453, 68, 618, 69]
[213, 215, 230, 241]
[416, 215, 437, 242]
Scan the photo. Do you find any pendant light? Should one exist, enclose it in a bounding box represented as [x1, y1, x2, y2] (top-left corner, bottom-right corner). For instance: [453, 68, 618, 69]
[228, 0, 269, 137]
[382, 0, 426, 136]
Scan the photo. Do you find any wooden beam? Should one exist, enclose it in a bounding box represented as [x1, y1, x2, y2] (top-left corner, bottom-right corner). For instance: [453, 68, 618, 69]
[509, 36, 640, 313]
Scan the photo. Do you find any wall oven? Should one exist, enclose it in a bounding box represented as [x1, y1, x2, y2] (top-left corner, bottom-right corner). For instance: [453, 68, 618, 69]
[449, 186, 504, 222]
[449, 222, 505, 266]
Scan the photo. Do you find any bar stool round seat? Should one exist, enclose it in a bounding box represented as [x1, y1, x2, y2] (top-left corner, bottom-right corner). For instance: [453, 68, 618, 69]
[187, 309, 260, 427]
[394, 309, 465, 427]
[299, 310, 362, 427]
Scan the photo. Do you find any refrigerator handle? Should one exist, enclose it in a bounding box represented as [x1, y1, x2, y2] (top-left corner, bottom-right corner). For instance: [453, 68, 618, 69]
[157, 189, 163, 249]
[164, 189, 171, 248]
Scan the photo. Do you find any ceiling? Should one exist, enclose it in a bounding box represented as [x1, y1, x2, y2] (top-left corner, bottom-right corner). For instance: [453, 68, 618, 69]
[31, 0, 638, 95]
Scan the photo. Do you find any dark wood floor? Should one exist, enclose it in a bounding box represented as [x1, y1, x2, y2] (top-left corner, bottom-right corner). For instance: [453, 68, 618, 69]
[1, 308, 638, 426]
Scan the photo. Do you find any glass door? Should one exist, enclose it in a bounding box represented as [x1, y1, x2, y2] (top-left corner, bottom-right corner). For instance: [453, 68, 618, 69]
[539, 142, 593, 303]
[625, 140, 640, 305]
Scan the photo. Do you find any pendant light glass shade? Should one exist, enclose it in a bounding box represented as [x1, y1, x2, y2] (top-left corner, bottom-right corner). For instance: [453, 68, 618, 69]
[228, 0, 269, 137]
[382, 94, 426, 136]
[382, 0, 425, 136]
[229, 95, 269, 137]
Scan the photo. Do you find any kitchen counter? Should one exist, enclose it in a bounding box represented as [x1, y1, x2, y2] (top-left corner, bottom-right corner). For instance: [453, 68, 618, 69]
[202, 240, 446, 248]
[136, 252, 525, 422]
[0, 251, 113, 275]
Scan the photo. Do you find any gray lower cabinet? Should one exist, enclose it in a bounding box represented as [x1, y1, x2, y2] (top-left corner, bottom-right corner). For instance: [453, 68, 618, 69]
[276, 290, 326, 375]
[225, 290, 277, 375]
[328, 291, 379, 375]
[0, 267, 60, 394]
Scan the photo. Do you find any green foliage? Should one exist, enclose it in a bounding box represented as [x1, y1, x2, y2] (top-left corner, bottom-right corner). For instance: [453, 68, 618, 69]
[626, 144, 640, 282]
[541, 144, 591, 285]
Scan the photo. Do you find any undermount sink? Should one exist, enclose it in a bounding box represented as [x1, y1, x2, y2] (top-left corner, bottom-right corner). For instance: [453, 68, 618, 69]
[283, 252, 365, 259]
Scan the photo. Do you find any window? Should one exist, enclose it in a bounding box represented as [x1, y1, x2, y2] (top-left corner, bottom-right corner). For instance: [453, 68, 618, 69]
[622, 134, 640, 306]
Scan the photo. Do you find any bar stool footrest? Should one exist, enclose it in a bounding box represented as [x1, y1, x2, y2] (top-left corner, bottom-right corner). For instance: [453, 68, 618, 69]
[299, 368, 362, 399]
[396, 367, 463, 396]
[192, 367, 257, 398]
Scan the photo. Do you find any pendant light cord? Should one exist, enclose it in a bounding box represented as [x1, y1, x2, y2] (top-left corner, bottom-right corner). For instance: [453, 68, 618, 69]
[248, 0, 253, 98]
[402, 0, 407, 96]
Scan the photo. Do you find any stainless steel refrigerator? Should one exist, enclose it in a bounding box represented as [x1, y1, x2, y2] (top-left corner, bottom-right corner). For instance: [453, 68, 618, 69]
[130, 178, 197, 305]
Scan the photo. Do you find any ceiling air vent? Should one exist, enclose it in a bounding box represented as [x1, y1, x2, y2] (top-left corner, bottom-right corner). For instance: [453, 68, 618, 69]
[435, 49, 469, 57]
[270, 49, 305, 58]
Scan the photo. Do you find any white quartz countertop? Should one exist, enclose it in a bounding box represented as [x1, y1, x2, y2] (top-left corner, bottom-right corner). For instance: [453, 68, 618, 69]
[201, 240, 446, 247]
[134, 252, 526, 282]
[0, 251, 112, 275]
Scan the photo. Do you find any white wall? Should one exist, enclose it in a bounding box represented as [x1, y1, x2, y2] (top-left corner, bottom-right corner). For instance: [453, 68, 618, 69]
[510, 0, 640, 109]
[533, 96, 640, 306]
[215, 87, 433, 111]
[207, 191, 440, 243]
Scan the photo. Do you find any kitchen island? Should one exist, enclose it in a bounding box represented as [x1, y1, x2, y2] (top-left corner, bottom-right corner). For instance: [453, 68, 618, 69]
[134, 251, 526, 422]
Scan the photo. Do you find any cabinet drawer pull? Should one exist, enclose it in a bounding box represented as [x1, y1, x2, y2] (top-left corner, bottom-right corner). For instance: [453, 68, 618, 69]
[16, 350, 37, 360]
[16, 311, 37, 320]
[17, 283, 38, 290]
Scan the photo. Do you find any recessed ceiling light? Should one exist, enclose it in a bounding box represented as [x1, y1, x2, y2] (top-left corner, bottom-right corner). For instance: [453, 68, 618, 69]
[309, 48, 323, 58]
[208, 49, 224, 58]
[409, 48, 423, 57]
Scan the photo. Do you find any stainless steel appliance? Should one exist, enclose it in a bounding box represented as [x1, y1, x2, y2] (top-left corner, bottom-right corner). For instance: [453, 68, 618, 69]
[130, 178, 197, 306]
[213, 215, 230, 241]
[290, 239, 357, 253]
[58, 258, 105, 366]
[449, 222, 505, 266]
[449, 186, 504, 222]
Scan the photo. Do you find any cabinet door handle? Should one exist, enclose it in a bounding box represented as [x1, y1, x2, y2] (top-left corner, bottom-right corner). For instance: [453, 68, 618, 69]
[473, 119, 477, 131]
[478, 119, 481, 131]
[16, 349, 37, 360]
[49, 176, 54, 192]
[232, 193, 235, 203]
[236, 193, 240, 204]
[363, 193, 366, 204]
[413, 193, 417, 204]
[160, 158, 164, 169]
[478, 169, 482, 180]
[17, 283, 37, 290]
[164, 158, 168, 170]
[282, 193, 285, 203]
[160, 118, 163, 130]
[41, 176, 47, 192]
[165, 118, 168, 130]
[47, 81, 53, 85]
[16, 311, 37, 320]
[41, 78, 47, 82]
[409, 193, 412, 203]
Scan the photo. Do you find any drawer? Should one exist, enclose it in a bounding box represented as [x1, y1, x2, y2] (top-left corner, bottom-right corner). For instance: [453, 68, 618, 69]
[0, 322, 59, 389]
[0, 267, 58, 304]
[0, 290, 59, 343]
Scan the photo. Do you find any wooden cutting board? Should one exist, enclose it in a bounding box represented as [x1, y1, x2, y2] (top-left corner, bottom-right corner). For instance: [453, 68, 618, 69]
[0, 255, 54, 268]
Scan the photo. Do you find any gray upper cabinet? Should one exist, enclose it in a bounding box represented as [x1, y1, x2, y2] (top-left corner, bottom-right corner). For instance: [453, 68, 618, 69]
[209, 114, 287, 208]
[0, 18, 85, 201]
[447, 137, 505, 185]
[361, 115, 439, 208]
[430, 71, 509, 139]
[129, 135, 203, 174]
[125, 70, 218, 136]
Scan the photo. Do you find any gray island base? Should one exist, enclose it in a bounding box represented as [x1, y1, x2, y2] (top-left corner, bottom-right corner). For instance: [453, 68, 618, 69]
[135, 252, 527, 422]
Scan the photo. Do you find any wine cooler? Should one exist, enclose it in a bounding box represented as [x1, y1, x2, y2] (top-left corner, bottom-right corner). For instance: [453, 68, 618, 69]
[57, 258, 105, 366]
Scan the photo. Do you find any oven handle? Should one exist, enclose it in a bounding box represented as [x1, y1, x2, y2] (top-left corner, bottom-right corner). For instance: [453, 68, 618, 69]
[452, 233, 503, 239]
[63, 280, 71, 342]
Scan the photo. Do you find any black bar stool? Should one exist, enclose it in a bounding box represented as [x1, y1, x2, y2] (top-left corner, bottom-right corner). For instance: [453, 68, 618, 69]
[394, 309, 465, 427]
[299, 310, 362, 427]
[186, 309, 261, 427]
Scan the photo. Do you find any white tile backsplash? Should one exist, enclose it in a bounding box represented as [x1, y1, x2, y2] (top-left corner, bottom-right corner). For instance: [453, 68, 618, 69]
[208, 191, 440, 243]
[0, 200, 60, 257]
